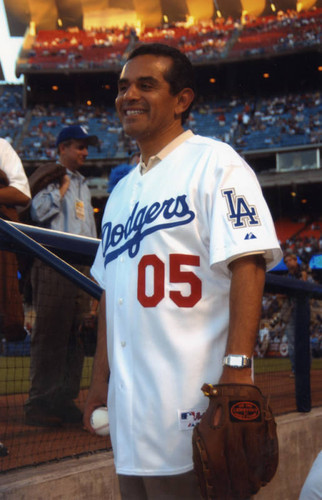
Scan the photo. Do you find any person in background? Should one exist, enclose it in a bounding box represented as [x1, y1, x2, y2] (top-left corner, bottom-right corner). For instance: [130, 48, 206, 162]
[24, 125, 98, 427]
[299, 451, 322, 500]
[0, 138, 31, 456]
[0, 138, 31, 342]
[0, 138, 31, 209]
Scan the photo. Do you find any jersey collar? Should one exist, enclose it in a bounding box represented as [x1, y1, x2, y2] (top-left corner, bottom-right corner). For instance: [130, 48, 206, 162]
[139, 130, 194, 175]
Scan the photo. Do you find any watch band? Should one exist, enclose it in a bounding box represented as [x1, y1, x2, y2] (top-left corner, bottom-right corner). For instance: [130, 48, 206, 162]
[223, 354, 252, 368]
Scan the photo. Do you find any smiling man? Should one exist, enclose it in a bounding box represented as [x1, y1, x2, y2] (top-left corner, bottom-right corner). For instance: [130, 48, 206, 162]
[115, 53, 194, 162]
[84, 44, 282, 499]
[25, 125, 98, 427]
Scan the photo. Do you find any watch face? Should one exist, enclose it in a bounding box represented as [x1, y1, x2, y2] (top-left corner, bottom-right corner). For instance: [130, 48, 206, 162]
[224, 355, 251, 368]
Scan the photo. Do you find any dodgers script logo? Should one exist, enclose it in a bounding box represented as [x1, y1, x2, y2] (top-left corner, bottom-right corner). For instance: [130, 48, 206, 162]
[101, 195, 195, 266]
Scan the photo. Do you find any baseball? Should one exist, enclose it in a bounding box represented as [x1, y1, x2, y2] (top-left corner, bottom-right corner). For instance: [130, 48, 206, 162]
[90, 407, 110, 436]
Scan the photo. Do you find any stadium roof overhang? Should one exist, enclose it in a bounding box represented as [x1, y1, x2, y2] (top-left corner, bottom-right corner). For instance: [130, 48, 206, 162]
[257, 166, 322, 187]
[5, 0, 321, 32]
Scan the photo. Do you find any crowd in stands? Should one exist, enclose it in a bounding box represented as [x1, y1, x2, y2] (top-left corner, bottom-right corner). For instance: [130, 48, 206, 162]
[256, 291, 322, 359]
[138, 18, 236, 62]
[255, 218, 322, 359]
[19, 102, 135, 160]
[4, 7, 321, 159]
[255, 221, 322, 359]
[19, 8, 321, 72]
[275, 217, 322, 264]
[231, 8, 321, 59]
[0, 88, 26, 144]
[282, 233, 322, 265]
[24, 27, 130, 71]
[0, 85, 321, 161]
[187, 91, 322, 151]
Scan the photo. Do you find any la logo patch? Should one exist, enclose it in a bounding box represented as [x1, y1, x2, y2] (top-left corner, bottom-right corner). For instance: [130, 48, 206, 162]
[222, 188, 261, 229]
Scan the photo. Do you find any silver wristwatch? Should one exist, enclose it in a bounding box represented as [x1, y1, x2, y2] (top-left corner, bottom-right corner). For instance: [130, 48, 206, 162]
[223, 354, 252, 368]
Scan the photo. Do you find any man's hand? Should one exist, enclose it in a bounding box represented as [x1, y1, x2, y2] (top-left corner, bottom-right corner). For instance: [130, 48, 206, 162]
[59, 174, 70, 198]
[83, 381, 108, 434]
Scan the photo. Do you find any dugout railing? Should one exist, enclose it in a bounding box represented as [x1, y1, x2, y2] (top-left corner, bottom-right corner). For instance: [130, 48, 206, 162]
[0, 218, 321, 473]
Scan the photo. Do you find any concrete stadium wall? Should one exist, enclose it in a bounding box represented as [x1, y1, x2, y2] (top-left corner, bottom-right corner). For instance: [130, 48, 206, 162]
[1, 407, 322, 500]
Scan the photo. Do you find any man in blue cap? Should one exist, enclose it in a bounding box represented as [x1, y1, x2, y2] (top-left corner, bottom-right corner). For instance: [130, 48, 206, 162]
[25, 125, 98, 426]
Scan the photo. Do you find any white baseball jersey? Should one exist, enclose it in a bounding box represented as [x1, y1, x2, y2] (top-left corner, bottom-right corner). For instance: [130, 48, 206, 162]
[91, 134, 282, 476]
[0, 138, 31, 198]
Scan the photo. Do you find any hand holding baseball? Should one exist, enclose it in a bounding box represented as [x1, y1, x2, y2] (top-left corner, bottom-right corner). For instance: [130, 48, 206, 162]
[90, 406, 109, 436]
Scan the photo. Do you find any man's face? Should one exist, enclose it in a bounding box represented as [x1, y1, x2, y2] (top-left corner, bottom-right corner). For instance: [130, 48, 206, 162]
[284, 255, 298, 273]
[60, 140, 88, 170]
[115, 54, 181, 145]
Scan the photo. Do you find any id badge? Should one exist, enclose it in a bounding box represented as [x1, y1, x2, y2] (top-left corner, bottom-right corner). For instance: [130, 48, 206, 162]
[75, 199, 85, 220]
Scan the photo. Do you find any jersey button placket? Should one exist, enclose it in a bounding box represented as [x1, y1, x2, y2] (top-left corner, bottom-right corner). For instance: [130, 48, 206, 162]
[116, 255, 128, 390]
[129, 181, 141, 211]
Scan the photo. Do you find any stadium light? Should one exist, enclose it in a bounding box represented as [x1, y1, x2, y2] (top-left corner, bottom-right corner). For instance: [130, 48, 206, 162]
[213, 0, 222, 18]
[29, 21, 36, 37]
[241, 10, 248, 24]
[270, 2, 277, 12]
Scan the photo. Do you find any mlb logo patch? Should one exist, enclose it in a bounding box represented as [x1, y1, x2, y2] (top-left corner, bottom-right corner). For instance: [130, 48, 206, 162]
[178, 408, 205, 430]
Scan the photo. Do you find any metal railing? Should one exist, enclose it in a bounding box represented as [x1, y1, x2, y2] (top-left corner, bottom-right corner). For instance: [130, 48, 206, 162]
[0, 218, 321, 414]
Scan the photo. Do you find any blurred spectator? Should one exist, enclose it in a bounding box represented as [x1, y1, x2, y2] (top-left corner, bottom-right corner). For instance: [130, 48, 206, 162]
[299, 450, 322, 500]
[256, 319, 270, 358]
[0, 139, 31, 342]
[24, 125, 98, 427]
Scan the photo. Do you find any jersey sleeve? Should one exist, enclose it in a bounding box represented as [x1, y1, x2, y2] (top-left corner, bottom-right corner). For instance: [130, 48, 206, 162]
[207, 144, 282, 271]
[91, 234, 107, 289]
[0, 139, 31, 198]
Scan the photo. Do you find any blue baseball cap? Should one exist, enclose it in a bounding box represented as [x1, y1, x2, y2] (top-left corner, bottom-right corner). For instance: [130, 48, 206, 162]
[56, 125, 98, 147]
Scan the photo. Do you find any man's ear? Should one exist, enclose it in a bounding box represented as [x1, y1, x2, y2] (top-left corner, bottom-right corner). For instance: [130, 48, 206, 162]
[175, 88, 195, 118]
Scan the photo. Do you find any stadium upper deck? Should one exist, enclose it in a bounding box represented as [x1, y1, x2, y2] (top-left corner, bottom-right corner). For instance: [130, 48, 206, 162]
[16, 8, 321, 74]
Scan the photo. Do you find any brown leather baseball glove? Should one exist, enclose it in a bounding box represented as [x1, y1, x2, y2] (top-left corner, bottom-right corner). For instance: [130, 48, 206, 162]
[192, 383, 278, 500]
[28, 163, 67, 197]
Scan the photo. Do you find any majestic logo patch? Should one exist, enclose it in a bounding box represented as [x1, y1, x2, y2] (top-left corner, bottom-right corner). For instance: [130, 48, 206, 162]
[245, 232, 257, 240]
[101, 195, 195, 266]
[229, 401, 261, 422]
[222, 188, 261, 229]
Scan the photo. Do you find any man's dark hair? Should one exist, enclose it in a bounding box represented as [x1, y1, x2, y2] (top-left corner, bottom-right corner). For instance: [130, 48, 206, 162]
[126, 43, 196, 124]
